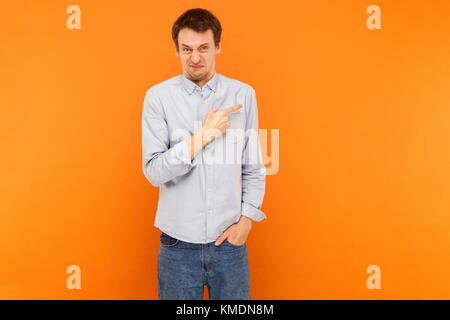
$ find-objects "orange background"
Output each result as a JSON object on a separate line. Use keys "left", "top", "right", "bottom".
{"left": 1, "top": 0, "right": 450, "bottom": 299}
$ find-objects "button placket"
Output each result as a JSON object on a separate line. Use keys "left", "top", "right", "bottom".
{"left": 202, "top": 87, "right": 215, "bottom": 239}
{"left": 205, "top": 161, "right": 214, "bottom": 239}
{"left": 206, "top": 164, "right": 213, "bottom": 212}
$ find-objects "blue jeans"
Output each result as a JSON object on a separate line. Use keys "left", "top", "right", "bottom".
{"left": 157, "top": 232, "right": 250, "bottom": 300}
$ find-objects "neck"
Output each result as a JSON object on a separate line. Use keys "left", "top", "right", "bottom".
{"left": 186, "top": 70, "right": 215, "bottom": 89}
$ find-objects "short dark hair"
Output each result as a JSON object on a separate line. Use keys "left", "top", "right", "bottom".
{"left": 172, "top": 8, "right": 222, "bottom": 52}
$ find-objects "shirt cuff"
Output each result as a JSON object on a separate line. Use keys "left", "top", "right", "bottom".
{"left": 173, "top": 139, "right": 196, "bottom": 169}
{"left": 241, "top": 201, "right": 267, "bottom": 222}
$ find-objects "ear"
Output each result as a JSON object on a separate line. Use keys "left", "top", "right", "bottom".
{"left": 175, "top": 46, "right": 179, "bottom": 56}
{"left": 216, "top": 43, "right": 221, "bottom": 54}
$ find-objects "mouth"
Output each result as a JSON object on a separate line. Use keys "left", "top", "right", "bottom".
{"left": 190, "top": 65, "right": 203, "bottom": 69}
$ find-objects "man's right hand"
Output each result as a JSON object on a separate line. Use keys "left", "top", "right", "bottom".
{"left": 201, "top": 104, "right": 243, "bottom": 145}
{"left": 186, "top": 104, "right": 243, "bottom": 161}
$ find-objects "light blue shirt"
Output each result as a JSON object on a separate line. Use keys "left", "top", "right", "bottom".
{"left": 141, "top": 71, "right": 266, "bottom": 243}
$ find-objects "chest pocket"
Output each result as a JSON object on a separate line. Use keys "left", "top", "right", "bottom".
{"left": 205, "top": 111, "right": 245, "bottom": 165}
{"left": 225, "top": 111, "right": 245, "bottom": 143}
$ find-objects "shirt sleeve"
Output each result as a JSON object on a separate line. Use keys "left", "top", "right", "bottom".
{"left": 240, "top": 87, "right": 267, "bottom": 222}
{"left": 141, "top": 88, "right": 196, "bottom": 187}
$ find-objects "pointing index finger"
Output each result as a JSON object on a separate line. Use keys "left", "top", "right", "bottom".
{"left": 222, "top": 104, "right": 243, "bottom": 115}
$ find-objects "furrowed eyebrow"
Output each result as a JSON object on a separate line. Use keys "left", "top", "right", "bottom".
{"left": 180, "top": 43, "right": 210, "bottom": 49}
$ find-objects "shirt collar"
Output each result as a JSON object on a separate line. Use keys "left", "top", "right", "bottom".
{"left": 181, "top": 72, "right": 218, "bottom": 95}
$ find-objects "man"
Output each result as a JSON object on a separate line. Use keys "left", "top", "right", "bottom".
{"left": 141, "top": 8, "right": 266, "bottom": 300}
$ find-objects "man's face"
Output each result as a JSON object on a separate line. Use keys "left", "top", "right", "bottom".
{"left": 175, "top": 28, "right": 221, "bottom": 84}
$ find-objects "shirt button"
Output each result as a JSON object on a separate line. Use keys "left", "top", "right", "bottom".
{"left": 208, "top": 209, "right": 212, "bottom": 214}
{"left": 207, "top": 165, "right": 211, "bottom": 170}
{"left": 208, "top": 188, "right": 212, "bottom": 192}
{"left": 203, "top": 99, "right": 207, "bottom": 104}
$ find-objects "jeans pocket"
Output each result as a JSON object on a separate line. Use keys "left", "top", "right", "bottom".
{"left": 160, "top": 232, "right": 179, "bottom": 248}
{"left": 224, "top": 239, "right": 244, "bottom": 248}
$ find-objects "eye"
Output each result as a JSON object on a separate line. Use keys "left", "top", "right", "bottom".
{"left": 201, "top": 46, "right": 208, "bottom": 51}
{"left": 183, "top": 48, "right": 190, "bottom": 52}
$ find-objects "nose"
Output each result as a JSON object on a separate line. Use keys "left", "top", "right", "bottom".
{"left": 191, "top": 51, "right": 200, "bottom": 63}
